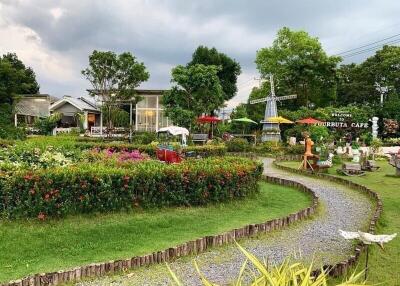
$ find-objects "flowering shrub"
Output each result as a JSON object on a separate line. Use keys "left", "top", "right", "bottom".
{"left": 0, "top": 146, "right": 72, "bottom": 172}
{"left": 1, "top": 157, "right": 263, "bottom": 219}
{"left": 74, "top": 141, "right": 227, "bottom": 157}
{"left": 82, "top": 148, "right": 149, "bottom": 163}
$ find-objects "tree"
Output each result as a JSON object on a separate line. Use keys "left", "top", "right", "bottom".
{"left": 188, "top": 46, "right": 241, "bottom": 101}
{"left": 255, "top": 27, "right": 340, "bottom": 108}
{"left": 0, "top": 53, "right": 40, "bottom": 125}
{"left": 244, "top": 85, "right": 270, "bottom": 125}
{"left": 82, "top": 50, "right": 149, "bottom": 129}
{"left": 336, "top": 63, "right": 373, "bottom": 106}
{"left": 162, "top": 64, "right": 224, "bottom": 129}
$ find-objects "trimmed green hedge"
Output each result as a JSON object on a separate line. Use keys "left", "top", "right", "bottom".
{"left": 1, "top": 157, "right": 262, "bottom": 219}
{"left": 74, "top": 141, "right": 227, "bottom": 157}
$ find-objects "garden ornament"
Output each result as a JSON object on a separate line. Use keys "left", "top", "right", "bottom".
{"left": 339, "top": 229, "right": 397, "bottom": 280}
{"left": 339, "top": 230, "right": 397, "bottom": 249}
{"left": 317, "top": 153, "right": 334, "bottom": 168}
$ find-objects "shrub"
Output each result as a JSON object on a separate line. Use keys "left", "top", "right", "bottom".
{"left": 74, "top": 141, "right": 226, "bottom": 157}
{"left": 253, "top": 141, "right": 283, "bottom": 155}
{"left": 34, "top": 113, "right": 62, "bottom": 135}
{"left": 225, "top": 138, "right": 251, "bottom": 152}
{"left": 0, "top": 139, "right": 15, "bottom": 147}
{"left": 132, "top": 132, "right": 157, "bottom": 144}
{"left": 1, "top": 157, "right": 262, "bottom": 219}
{"left": 285, "top": 144, "right": 305, "bottom": 155}
{"left": 0, "top": 125, "right": 26, "bottom": 140}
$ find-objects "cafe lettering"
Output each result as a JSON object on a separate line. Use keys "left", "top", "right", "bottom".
{"left": 318, "top": 121, "right": 369, "bottom": 128}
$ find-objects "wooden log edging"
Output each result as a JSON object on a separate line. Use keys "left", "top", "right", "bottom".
{"left": 1, "top": 175, "right": 318, "bottom": 286}
{"left": 274, "top": 155, "right": 383, "bottom": 277}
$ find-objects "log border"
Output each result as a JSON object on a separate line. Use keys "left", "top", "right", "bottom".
{"left": 274, "top": 155, "right": 383, "bottom": 277}
{"left": 1, "top": 174, "right": 318, "bottom": 286}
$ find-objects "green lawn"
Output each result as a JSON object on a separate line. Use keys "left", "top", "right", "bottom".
{"left": 0, "top": 181, "right": 311, "bottom": 282}
{"left": 279, "top": 160, "right": 400, "bottom": 285}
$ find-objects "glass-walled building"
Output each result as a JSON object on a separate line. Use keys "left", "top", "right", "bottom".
{"left": 134, "top": 90, "right": 169, "bottom": 132}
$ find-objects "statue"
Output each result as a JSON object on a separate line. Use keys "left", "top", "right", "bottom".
{"left": 299, "top": 132, "right": 319, "bottom": 171}
{"left": 372, "top": 117, "right": 379, "bottom": 139}
{"left": 389, "top": 149, "right": 400, "bottom": 177}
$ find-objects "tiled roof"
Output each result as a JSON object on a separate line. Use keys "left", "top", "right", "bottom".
{"left": 50, "top": 96, "right": 100, "bottom": 112}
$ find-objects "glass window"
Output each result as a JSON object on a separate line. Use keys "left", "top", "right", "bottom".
{"left": 137, "top": 96, "right": 157, "bottom": 109}
{"left": 158, "top": 110, "right": 169, "bottom": 128}
{"left": 136, "top": 109, "right": 157, "bottom": 132}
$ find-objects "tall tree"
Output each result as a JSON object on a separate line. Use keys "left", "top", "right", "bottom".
{"left": 336, "top": 45, "right": 400, "bottom": 126}
{"left": 82, "top": 50, "right": 149, "bottom": 128}
{"left": 0, "top": 53, "right": 40, "bottom": 125}
{"left": 162, "top": 64, "right": 223, "bottom": 129}
{"left": 255, "top": 27, "right": 340, "bottom": 108}
{"left": 188, "top": 46, "right": 241, "bottom": 101}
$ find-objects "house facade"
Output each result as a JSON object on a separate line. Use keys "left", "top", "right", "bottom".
{"left": 14, "top": 90, "right": 170, "bottom": 134}
{"left": 50, "top": 96, "right": 101, "bottom": 130}
{"left": 14, "top": 94, "right": 52, "bottom": 127}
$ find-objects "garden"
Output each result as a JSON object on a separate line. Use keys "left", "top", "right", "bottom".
{"left": 1, "top": 25, "right": 400, "bottom": 286}
{"left": 0, "top": 135, "right": 319, "bottom": 283}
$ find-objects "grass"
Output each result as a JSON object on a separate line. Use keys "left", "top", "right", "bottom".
{"left": 0, "top": 181, "right": 311, "bottom": 282}
{"left": 279, "top": 160, "right": 400, "bottom": 285}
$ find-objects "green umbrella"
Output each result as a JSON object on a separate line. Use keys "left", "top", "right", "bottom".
{"left": 232, "top": 117, "right": 258, "bottom": 124}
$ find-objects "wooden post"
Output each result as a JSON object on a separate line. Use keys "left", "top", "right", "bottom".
{"left": 129, "top": 102, "right": 133, "bottom": 142}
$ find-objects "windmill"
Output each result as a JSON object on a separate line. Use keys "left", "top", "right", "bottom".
{"left": 250, "top": 74, "right": 297, "bottom": 142}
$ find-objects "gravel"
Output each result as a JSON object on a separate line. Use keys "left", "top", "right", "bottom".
{"left": 76, "top": 158, "right": 374, "bottom": 286}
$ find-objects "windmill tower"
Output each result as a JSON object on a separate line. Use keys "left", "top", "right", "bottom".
{"left": 250, "top": 74, "right": 296, "bottom": 142}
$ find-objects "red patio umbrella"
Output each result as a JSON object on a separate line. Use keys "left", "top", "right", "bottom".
{"left": 197, "top": 116, "right": 221, "bottom": 139}
{"left": 296, "top": 117, "right": 324, "bottom": 124}
{"left": 197, "top": 116, "right": 222, "bottom": 123}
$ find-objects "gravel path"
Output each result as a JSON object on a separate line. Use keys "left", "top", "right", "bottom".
{"left": 77, "top": 158, "right": 374, "bottom": 286}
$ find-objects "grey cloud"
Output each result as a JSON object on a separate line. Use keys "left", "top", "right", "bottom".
{"left": 1, "top": 0, "right": 400, "bottom": 103}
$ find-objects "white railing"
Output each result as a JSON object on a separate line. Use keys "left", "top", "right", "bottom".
{"left": 53, "top": 127, "right": 72, "bottom": 135}
{"left": 90, "top": 126, "right": 130, "bottom": 137}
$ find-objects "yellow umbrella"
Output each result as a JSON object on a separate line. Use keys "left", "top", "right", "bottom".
{"left": 265, "top": 116, "right": 294, "bottom": 124}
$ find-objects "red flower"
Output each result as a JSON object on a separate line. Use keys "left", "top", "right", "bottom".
{"left": 37, "top": 212, "right": 46, "bottom": 221}
{"left": 79, "top": 195, "right": 85, "bottom": 201}
{"left": 29, "top": 189, "right": 35, "bottom": 195}
{"left": 44, "top": 193, "right": 50, "bottom": 201}
{"left": 24, "top": 174, "right": 33, "bottom": 181}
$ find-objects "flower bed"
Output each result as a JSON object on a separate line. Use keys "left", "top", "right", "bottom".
{"left": 74, "top": 141, "right": 227, "bottom": 156}
{"left": 0, "top": 157, "right": 262, "bottom": 219}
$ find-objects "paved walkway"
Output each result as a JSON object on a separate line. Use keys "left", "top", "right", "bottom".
{"left": 77, "top": 158, "right": 374, "bottom": 286}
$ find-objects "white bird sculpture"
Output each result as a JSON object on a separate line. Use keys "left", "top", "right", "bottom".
{"left": 339, "top": 229, "right": 397, "bottom": 249}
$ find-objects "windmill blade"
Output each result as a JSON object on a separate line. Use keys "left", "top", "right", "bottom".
{"left": 273, "top": 94, "right": 297, "bottom": 102}
{"left": 250, "top": 97, "right": 268, "bottom": 104}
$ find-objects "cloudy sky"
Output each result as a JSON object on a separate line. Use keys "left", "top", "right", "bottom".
{"left": 1, "top": 0, "right": 400, "bottom": 108}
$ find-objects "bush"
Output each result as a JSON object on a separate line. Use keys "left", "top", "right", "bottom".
{"left": 1, "top": 157, "right": 263, "bottom": 219}
{"left": 253, "top": 141, "right": 283, "bottom": 155}
{"left": 285, "top": 144, "right": 304, "bottom": 155}
{"left": 132, "top": 132, "right": 157, "bottom": 144}
{"left": 225, "top": 138, "right": 251, "bottom": 152}
{"left": 34, "top": 113, "right": 63, "bottom": 135}
{"left": 0, "top": 125, "right": 26, "bottom": 140}
{"left": 74, "top": 141, "right": 227, "bottom": 157}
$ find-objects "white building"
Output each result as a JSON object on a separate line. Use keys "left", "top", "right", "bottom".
{"left": 134, "top": 89, "right": 169, "bottom": 132}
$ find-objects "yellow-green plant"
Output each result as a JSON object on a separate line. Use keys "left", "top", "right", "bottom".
{"left": 167, "top": 242, "right": 371, "bottom": 286}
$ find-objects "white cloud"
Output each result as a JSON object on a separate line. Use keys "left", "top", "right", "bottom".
{"left": 49, "top": 7, "right": 65, "bottom": 21}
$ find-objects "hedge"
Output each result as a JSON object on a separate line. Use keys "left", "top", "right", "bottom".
{"left": 1, "top": 157, "right": 262, "bottom": 219}
{"left": 74, "top": 141, "right": 227, "bottom": 157}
